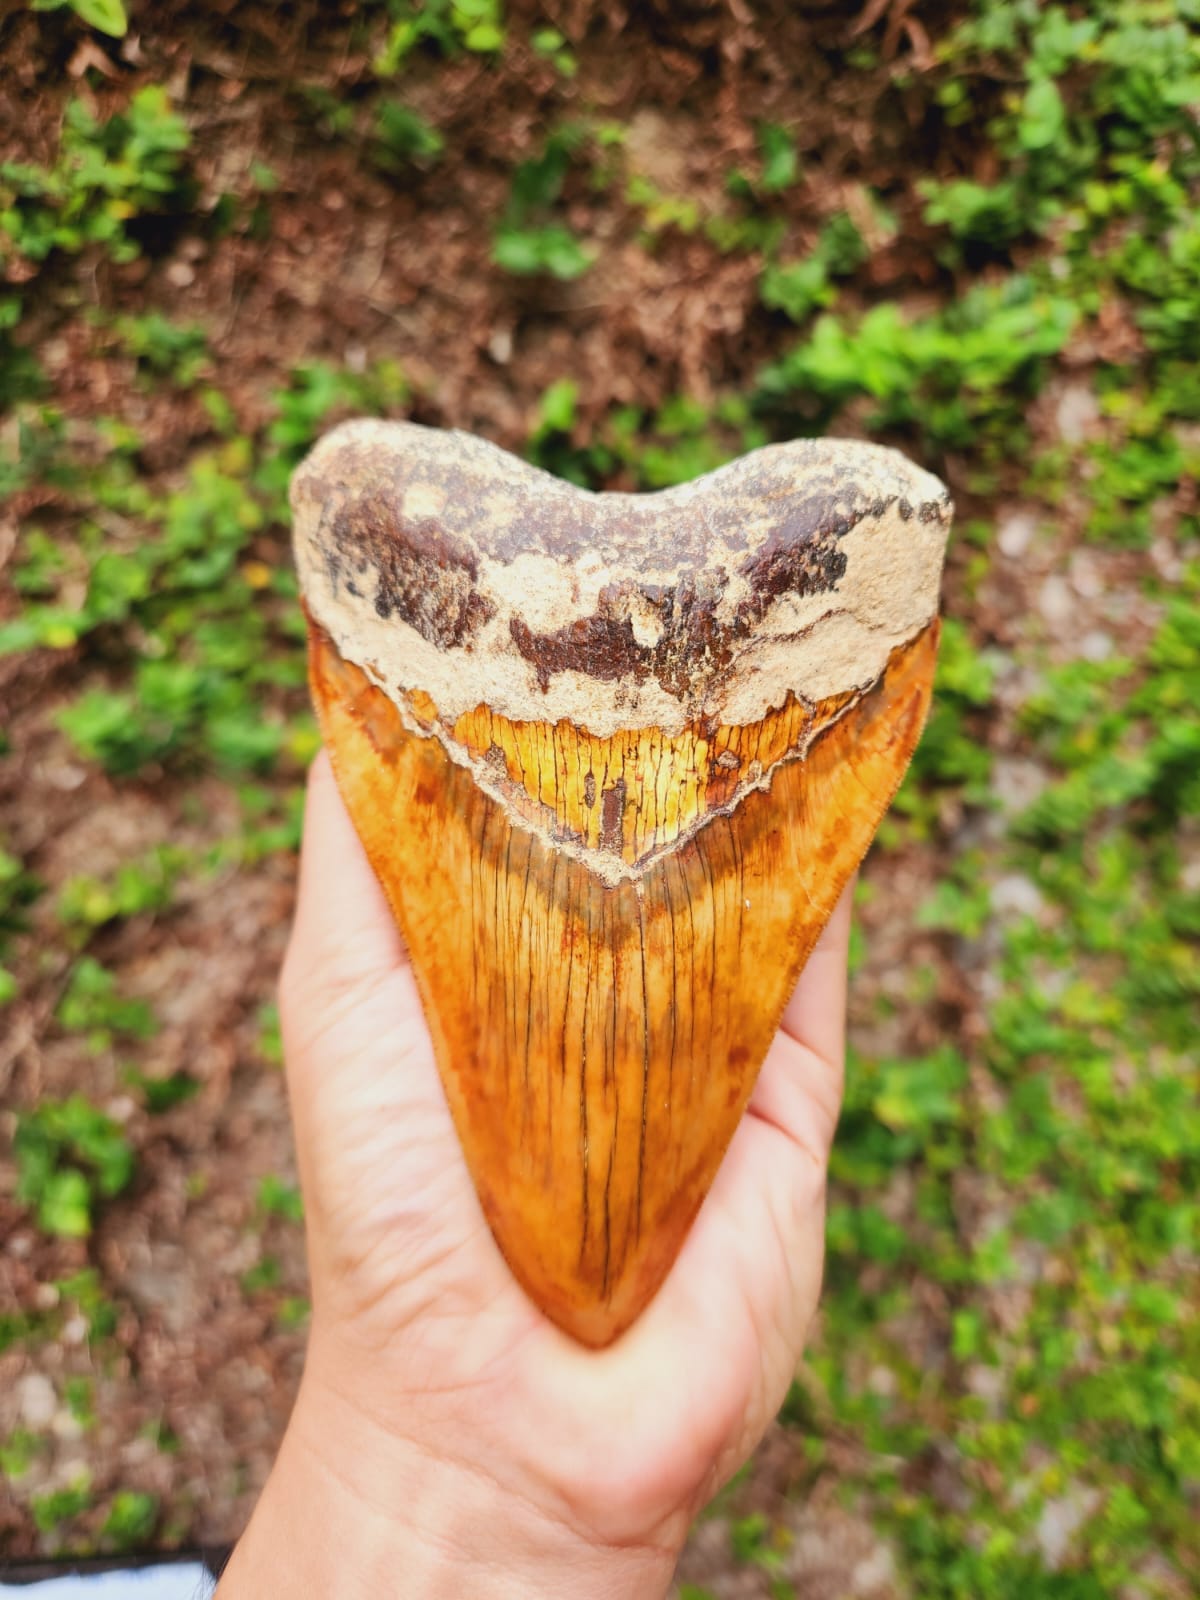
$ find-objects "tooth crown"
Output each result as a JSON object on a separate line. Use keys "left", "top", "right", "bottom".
{"left": 291, "top": 418, "right": 952, "bottom": 742}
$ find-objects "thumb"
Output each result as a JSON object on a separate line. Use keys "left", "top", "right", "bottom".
{"left": 282, "top": 748, "right": 407, "bottom": 1005}
{"left": 279, "top": 749, "right": 437, "bottom": 1133}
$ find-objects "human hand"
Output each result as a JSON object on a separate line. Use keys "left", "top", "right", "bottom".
{"left": 219, "top": 749, "right": 851, "bottom": 1599}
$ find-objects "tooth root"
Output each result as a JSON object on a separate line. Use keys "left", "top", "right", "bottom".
{"left": 308, "top": 619, "right": 939, "bottom": 1346}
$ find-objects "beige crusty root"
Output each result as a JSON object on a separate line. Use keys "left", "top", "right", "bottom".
{"left": 293, "top": 420, "right": 953, "bottom": 1345}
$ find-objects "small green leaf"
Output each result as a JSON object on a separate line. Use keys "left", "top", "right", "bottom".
{"left": 464, "top": 21, "right": 504, "bottom": 52}
{"left": 103, "top": 1490, "right": 158, "bottom": 1548}
{"left": 38, "top": 1169, "right": 93, "bottom": 1238}
{"left": 538, "top": 378, "right": 578, "bottom": 434}
{"left": 69, "top": 0, "right": 130, "bottom": 38}
{"left": 757, "top": 123, "right": 798, "bottom": 194}
{"left": 1020, "top": 76, "right": 1066, "bottom": 150}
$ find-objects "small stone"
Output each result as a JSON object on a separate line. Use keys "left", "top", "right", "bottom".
{"left": 17, "top": 1373, "right": 57, "bottom": 1429}
{"left": 488, "top": 328, "right": 513, "bottom": 364}
{"left": 1038, "top": 574, "right": 1074, "bottom": 625}
{"left": 55, "top": 1457, "right": 90, "bottom": 1492}
{"left": 1055, "top": 382, "right": 1100, "bottom": 445}
{"left": 1080, "top": 630, "right": 1113, "bottom": 662}
{"left": 1036, "top": 1488, "right": 1101, "bottom": 1569}
{"left": 996, "top": 509, "right": 1037, "bottom": 560}
{"left": 1150, "top": 538, "right": 1184, "bottom": 582}
{"left": 991, "top": 874, "right": 1044, "bottom": 919}
{"left": 165, "top": 260, "right": 195, "bottom": 288}
{"left": 52, "top": 1410, "right": 84, "bottom": 1442}
{"left": 966, "top": 1363, "right": 1006, "bottom": 1409}
{"left": 1069, "top": 551, "right": 1104, "bottom": 599}
{"left": 851, "top": 1545, "right": 897, "bottom": 1594}
{"left": 992, "top": 757, "right": 1048, "bottom": 816}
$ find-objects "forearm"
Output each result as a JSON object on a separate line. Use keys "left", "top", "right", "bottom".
{"left": 217, "top": 1374, "right": 678, "bottom": 1600}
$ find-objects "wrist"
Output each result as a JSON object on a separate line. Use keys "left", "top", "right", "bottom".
{"left": 219, "top": 1347, "right": 678, "bottom": 1600}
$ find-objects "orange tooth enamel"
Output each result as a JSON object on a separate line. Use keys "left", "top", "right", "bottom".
{"left": 293, "top": 420, "right": 952, "bottom": 1345}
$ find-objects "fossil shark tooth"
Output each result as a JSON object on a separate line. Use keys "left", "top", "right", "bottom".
{"left": 291, "top": 419, "right": 952, "bottom": 1347}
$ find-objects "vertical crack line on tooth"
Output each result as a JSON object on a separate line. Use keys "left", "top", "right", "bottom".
{"left": 560, "top": 866, "right": 573, "bottom": 1095}
{"left": 605, "top": 894, "right": 619, "bottom": 1298}
{"left": 578, "top": 891, "right": 592, "bottom": 1271}
{"left": 475, "top": 801, "right": 491, "bottom": 1048}
{"left": 661, "top": 859, "right": 677, "bottom": 1155}
{"left": 730, "top": 806, "right": 745, "bottom": 951}
{"left": 698, "top": 836, "right": 718, "bottom": 1093}
{"left": 635, "top": 886, "right": 650, "bottom": 1245}
{"left": 602, "top": 1136, "right": 615, "bottom": 1303}
{"left": 501, "top": 823, "right": 514, "bottom": 1100}
{"left": 681, "top": 854, "right": 698, "bottom": 1122}
{"left": 520, "top": 835, "right": 537, "bottom": 1145}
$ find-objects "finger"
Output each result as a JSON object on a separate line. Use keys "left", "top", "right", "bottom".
{"left": 282, "top": 748, "right": 407, "bottom": 1002}
{"left": 279, "top": 752, "right": 454, "bottom": 1220}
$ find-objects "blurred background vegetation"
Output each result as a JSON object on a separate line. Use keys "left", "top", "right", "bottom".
{"left": 0, "top": 0, "right": 1197, "bottom": 1594}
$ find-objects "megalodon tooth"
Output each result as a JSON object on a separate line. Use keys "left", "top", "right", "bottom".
{"left": 291, "top": 418, "right": 952, "bottom": 1346}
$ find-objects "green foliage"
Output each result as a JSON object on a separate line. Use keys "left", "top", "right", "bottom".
{"left": 493, "top": 223, "right": 592, "bottom": 279}
{"left": 241, "top": 1254, "right": 282, "bottom": 1295}
{"left": 64, "top": 1376, "right": 95, "bottom": 1429}
{"left": 58, "top": 847, "right": 188, "bottom": 931}
{"left": 917, "top": 851, "right": 992, "bottom": 940}
{"left": 0, "top": 846, "right": 39, "bottom": 1006}
{"left": 1017, "top": 597, "right": 1200, "bottom": 845}
{"left": 57, "top": 1268, "right": 119, "bottom": 1342}
{"left": 756, "top": 276, "right": 1077, "bottom": 455}
{"left": 626, "top": 166, "right": 783, "bottom": 257}
{"left": 126, "top": 1068, "right": 201, "bottom": 1114}
{"left": 0, "top": 88, "right": 189, "bottom": 266}
{"left": 755, "top": 122, "right": 799, "bottom": 195}
{"left": 31, "top": 0, "right": 128, "bottom": 39}
{"left": 374, "top": 103, "right": 445, "bottom": 169}
{"left": 374, "top": 0, "right": 505, "bottom": 75}
{"left": 494, "top": 127, "right": 594, "bottom": 280}
{"left": 275, "top": 1295, "right": 311, "bottom": 1330}
{"left": 102, "top": 1490, "right": 158, "bottom": 1548}
{"left": 59, "top": 657, "right": 285, "bottom": 778}
{"left": 759, "top": 213, "right": 867, "bottom": 324}
{"left": 895, "top": 618, "right": 998, "bottom": 825}
{"left": 1, "top": 1428, "right": 45, "bottom": 1479}
{"left": 926, "top": 0, "right": 1200, "bottom": 257}
{"left": 257, "top": 1174, "right": 304, "bottom": 1222}
{"left": 529, "top": 384, "right": 763, "bottom": 491}
{"left": 257, "top": 1001, "right": 284, "bottom": 1066}
{"left": 531, "top": 26, "right": 576, "bottom": 77}
{"left": 31, "top": 1476, "right": 92, "bottom": 1534}
{"left": 108, "top": 313, "right": 210, "bottom": 385}
{"left": 14, "top": 1097, "right": 135, "bottom": 1237}
{"left": 57, "top": 957, "right": 156, "bottom": 1050}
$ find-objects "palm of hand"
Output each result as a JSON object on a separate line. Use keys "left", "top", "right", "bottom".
{"left": 282, "top": 753, "right": 849, "bottom": 1559}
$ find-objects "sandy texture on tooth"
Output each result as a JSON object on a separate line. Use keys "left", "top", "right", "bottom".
{"left": 292, "top": 418, "right": 952, "bottom": 736}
